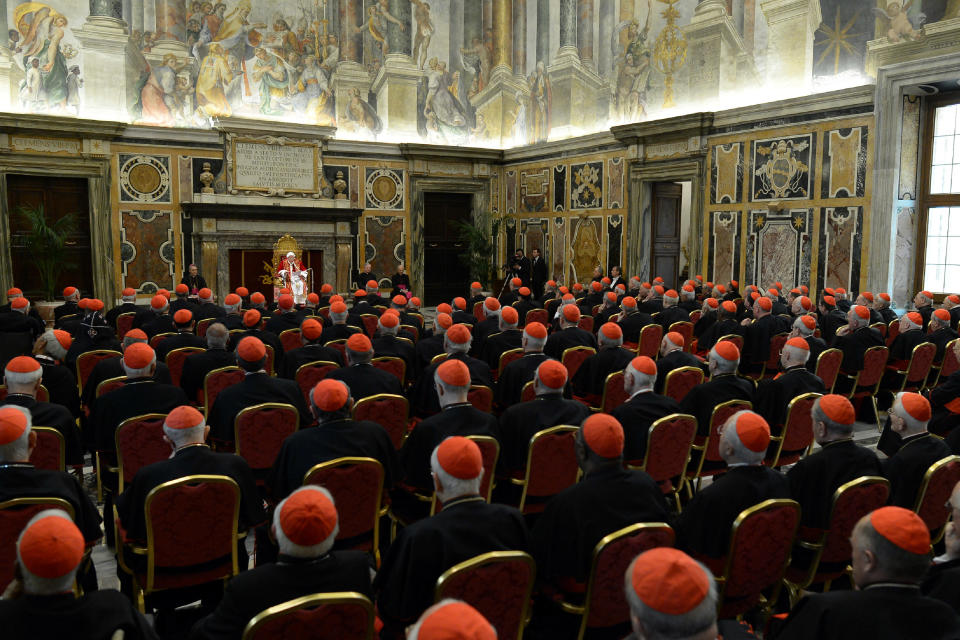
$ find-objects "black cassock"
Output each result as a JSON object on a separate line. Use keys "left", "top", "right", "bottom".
{"left": 155, "top": 332, "right": 206, "bottom": 362}
{"left": 696, "top": 319, "right": 743, "bottom": 353}
{"left": 409, "top": 353, "right": 492, "bottom": 417}
{"left": 679, "top": 374, "right": 755, "bottom": 438}
{"left": 495, "top": 352, "right": 550, "bottom": 408}
{"left": 278, "top": 344, "right": 343, "bottom": 379}
{"left": 929, "top": 327, "right": 960, "bottom": 362}
{"left": 479, "top": 329, "right": 523, "bottom": 371}
{"left": 189, "top": 552, "right": 373, "bottom": 640}
{"left": 471, "top": 316, "right": 501, "bottom": 356}
{"left": 531, "top": 465, "right": 669, "bottom": 584}
{"left": 399, "top": 403, "right": 500, "bottom": 492}
{"left": 325, "top": 363, "right": 404, "bottom": 403}
{"left": 2, "top": 394, "right": 83, "bottom": 465}
{"left": 923, "top": 558, "right": 960, "bottom": 615}
{"left": 207, "top": 373, "right": 312, "bottom": 444}
{"left": 82, "top": 356, "right": 172, "bottom": 417}
{"left": 831, "top": 325, "right": 884, "bottom": 373}
{"left": 105, "top": 301, "right": 138, "bottom": 328}
{"left": 413, "top": 334, "right": 444, "bottom": 378}
{"left": 693, "top": 310, "right": 717, "bottom": 339}
{"left": 543, "top": 326, "right": 598, "bottom": 361}
{"left": 928, "top": 369, "right": 960, "bottom": 436}
{"left": 267, "top": 418, "right": 399, "bottom": 502}
{"left": 375, "top": 496, "right": 530, "bottom": 635}
{"left": 92, "top": 378, "right": 187, "bottom": 452}
{"left": 264, "top": 311, "right": 302, "bottom": 336}
{"left": 618, "top": 310, "right": 654, "bottom": 344}
{"left": 610, "top": 391, "right": 682, "bottom": 463}
{"left": 35, "top": 354, "right": 80, "bottom": 418}
{"left": 803, "top": 335, "right": 828, "bottom": 373}
{"left": 656, "top": 305, "right": 690, "bottom": 332}
{"left": 740, "top": 314, "right": 780, "bottom": 370}
{"left": 0, "top": 464, "right": 102, "bottom": 544}
{"left": 372, "top": 334, "right": 417, "bottom": 373}
{"left": 498, "top": 394, "right": 591, "bottom": 472}
{"left": 676, "top": 465, "right": 789, "bottom": 560}
{"left": 786, "top": 439, "right": 881, "bottom": 530}
{"left": 882, "top": 432, "right": 953, "bottom": 508}
{"left": 654, "top": 350, "right": 706, "bottom": 394}
{"left": 775, "top": 585, "right": 960, "bottom": 640}
{"left": 0, "top": 592, "right": 158, "bottom": 640}
{"left": 180, "top": 348, "right": 237, "bottom": 402}
{"left": 570, "top": 347, "right": 635, "bottom": 398}
{"left": 754, "top": 366, "right": 826, "bottom": 432}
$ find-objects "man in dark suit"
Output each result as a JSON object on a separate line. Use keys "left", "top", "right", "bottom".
{"left": 915, "top": 290, "right": 935, "bottom": 332}
{"left": 220, "top": 293, "right": 245, "bottom": 330}
{"left": 170, "top": 284, "right": 198, "bottom": 316}
{"left": 189, "top": 486, "right": 373, "bottom": 640}
{"left": 325, "top": 333, "right": 403, "bottom": 403}
{"left": 680, "top": 341, "right": 755, "bottom": 438}
{"left": 511, "top": 248, "right": 531, "bottom": 287}
{"left": 33, "top": 329, "right": 80, "bottom": 418}
{"left": 496, "top": 321, "right": 551, "bottom": 409}
{"left": 739, "top": 296, "right": 782, "bottom": 375}
{"left": 105, "top": 288, "right": 139, "bottom": 329}
{"left": 532, "top": 414, "right": 669, "bottom": 592}
{"left": 180, "top": 322, "right": 236, "bottom": 403}
{"left": 411, "top": 324, "right": 492, "bottom": 418}
{"left": 676, "top": 411, "right": 790, "bottom": 560}
{"left": 530, "top": 247, "right": 548, "bottom": 299}
{"left": 777, "top": 507, "right": 960, "bottom": 640}
{"left": 207, "top": 337, "right": 311, "bottom": 446}
{"left": 371, "top": 311, "right": 416, "bottom": 374}
{"left": 81, "top": 329, "right": 173, "bottom": 421}
{"left": 678, "top": 284, "right": 699, "bottom": 313}
{"left": 883, "top": 392, "right": 953, "bottom": 508}
{"left": 265, "top": 294, "right": 302, "bottom": 335}
{"left": 53, "top": 286, "right": 80, "bottom": 326}
{"left": 544, "top": 304, "right": 597, "bottom": 360}
{"left": 886, "top": 311, "right": 928, "bottom": 370}
{"left": 831, "top": 305, "right": 884, "bottom": 384}
{"left": 0, "top": 510, "right": 156, "bottom": 640}
{"left": 693, "top": 298, "right": 719, "bottom": 339}
{"left": 571, "top": 322, "right": 634, "bottom": 402}
{"left": 612, "top": 356, "right": 681, "bottom": 462}
{"left": 696, "top": 300, "right": 742, "bottom": 354}
{"left": 498, "top": 360, "right": 590, "bottom": 474}
{"left": 155, "top": 308, "right": 206, "bottom": 362}
{"left": 0, "top": 297, "right": 43, "bottom": 341}
{"left": 478, "top": 306, "right": 522, "bottom": 372}
{"left": 818, "top": 295, "right": 847, "bottom": 345}
{"left": 2, "top": 356, "right": 83, "bottom": 466}
{"left": 654, "top": 331, "right": 705, "bottom": 394}
{"left": 874, "top": 292, "right": 898, "bottom": 325}
{"left": 279, "top": 318, "right": 343, "bottom": 380}
{"left": 754, "top": 337, "right": 826, "bottom": 432}
{"left": 376, "top": 437, "right": 530, "bottom": 638}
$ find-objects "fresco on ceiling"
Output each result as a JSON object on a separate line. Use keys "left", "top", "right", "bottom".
{"left": 5, "top": 0, "right": 960, "bottom": 147}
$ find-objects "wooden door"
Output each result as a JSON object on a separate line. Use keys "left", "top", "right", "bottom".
{"left": 651, "top": 183, "right": 682, "bottom": 287}
{"left": 7, "top": 174, "right": 91, "bottom": 299}
{"left": 424, "top": 192, "right": 471, "bottom": 305}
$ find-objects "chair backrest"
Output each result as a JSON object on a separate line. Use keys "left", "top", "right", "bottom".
{"left": 717, "top": 499, "right": 800, "bottom": 619}
{"left": 203, "top": 366, "right": 245, "bottom": 415}
{"left": 668, "top": 321, "right": 694, "bottom": 353}
{"left": 430, "top": 352, "right": 448, "bottom": 365}
{"left": 143, "top": 475, "right": 241, "bottom": 591}
{"left": 115, "top": 413, "right": 170, "bottom": 493}
{"left": 0, "top": 331, "right": 32, "bottom": 370}
{"left": 352, "top": 393, "right": 409, "bottom": 450}
{"left": 870, "top": 322, "right": 888, "bottom": 338}
{"left": 767, "top": 393, "right": 821, "bottom": 468}
{"left": 326, "top": 340, "right": 347, "bottom": 360}
{"left": 371, "top": 356, "right": 406, "bottom": 385}
{"left": 166, "top": 347, "right": 205, "bottom": 388}
{"left": 814, "top": 348, "right": 843, "bottom": 394}
{"left": 887, "top": 320, "right": 900, "bottom": 346}
{"left": 263, "top": 344, "right": 276, "bottom": 376}
{"left": 938, "top": 339, "right": 960, "bottom": 383}
{"left": 904, "top": 342, "right": 937, "bottom": 387}
{"left": 914, "top": 456, "right": 960, "bottom": 536}
{"left": 854, "top": 346, "right": 889, "bottom": 390}
{"left": 468, "top": 435, "right": 500, "bottom": 503}
{"left": 29, "top": 426, "right": 65, "bottom": 472}
{"left": 819, "top": 476, "right": 890, "bottom": 566}
{"left": 149, "top": 333, "right": 175, "bottom": 350}
{"left": 578, "top": 316, "right": 594, "bottom": 333}
{"left": 116, "top": 312, "right": 136, "bottom": 339}
{"left": 400, "top": 324, "right": 420, "bottom": 341}
{"left": 97, "top": 376, "right": 127, "bottom": 398}
{"left": 279, "top": 328, "right": 302, "bottom": 353}
{"left": 303, "top": 458, "right": 384, "bottom": 553}
{"left": 357, "top": 314, "right": 377, "bottom": 338}
{"left": 242, "top": 592, "right": 375, "bottom": 640}
{"left": 635, "top": 414, "right": 697, "bottom": 482}
{"left": 76, "top": 349, "right": 122, "bottom": 393}
{"left": 703, "top": 399, "right": 753, "bottom": 465}
{"left": 295, "top": 361, "right": 340, "bottom": 404}
{"left": 526, "top": 308, "right": 548, "bottom": 327}
{"left": 520, "top": 380, "right": 536, "bottom": 403}
{"left": 235, "top": 403, "right": 299, "bottom": 471}
{"left": 196, "top": 318, "right": 215, "bottom": 338}
{"left": 435, "top": 551, "right": 536, "bottom": 640}
{"left": 473, "top": 301, "right": 485, "bottom": 323}
{"left": 689, "top": 310, "right": 702, "bottom": 325}
{"left": 561, "top": 346, "right": 596, "bottom": 380}
{"left": 662, "top": 366, "right": 704, "bottom": 403}
{"left": 317, "top": 306, "right": 330, "bottom": 319}
{"left": 498, "top": 348, "right": 524, "bottom": 378}
{"left": 0, "top": 497, "right": 74, "bottom": 592}
{"left": 467, "top": 385, "right": 494, "bottom": 413}
{"left": 717, "top": 334, "right": 744, "bottom": 352}
{"left": 600, "top": 371, "right": 628, "bottom": 412}
{"left": 638, "top": 324, "right": 663, "bottom": 359}
{"left": 0, "top": 385, "right": 49, "bottom": 403}
{"left": 520, "top": 425, "right": 580, "bottom": 513}
{"left": 580, "top": 524, "right": 675, "bottom": 634}
{"left": 763, "top": 333, "right": 790, "bottom": 373}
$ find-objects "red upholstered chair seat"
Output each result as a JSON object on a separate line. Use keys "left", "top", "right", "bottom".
{"left": 0, "top": 499, "right": 74, "bottom": 592}
{"left": 304, "top": 458, "right": 384, "bottom": 560}
{"left": 235, "top": 404, "right": 299, "bottom": 475}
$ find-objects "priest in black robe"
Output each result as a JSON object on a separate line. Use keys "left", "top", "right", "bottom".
{"left": 679, "top": 341, "right": 755, "bottom": 438}
{"left": 928, "top": 309, "right": 959, "bottom": 362}
{"left": 495, "top": 322, "right": 551, "bottom": 409}
{"left": 882, "top": 392, "right": 952, "bottom": 508}
{"left": 544, "top": 305, "right": 597, "bottom": 360}
{"left": 371, "top": 313, "right": 416, "bottom": 374}
{"left": 611, "top": 356, "right": 681, "bottom": 463}
{"left": 570, "top": 322, "right": 634, "bottom": 402}
{"left": 278, "top": 319, "right": 344, "bottom": 379}
{"left": 154, "top": 309, "right": 206, "bottom": 362}
{"left": 753, "top": 337, "right": 826, "bottom": 432}
{"left": 180, "top": 323, "right": 237, "bottom": 403}
{"left": 409, "top": 324, "right": 491, "bottom": 418}
{"left": 33, "top": 329, "right": 81, "bottom": 418}
{"left": 478, "top": 307, "right": 522, "bottom": 371}
{"left": 695, "top": 301, "right": 742, "bottom": 354}
{"left": 617, "top": 296, "right": 654, "bottom": 345}
{"left": 654, "top": 331, "right": 706, "bottom": 394}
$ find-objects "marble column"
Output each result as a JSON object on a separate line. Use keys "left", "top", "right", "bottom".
{"left": 371, "top": 0, "right": 418, "bottom": 136}
{"left": 578, "top": 0, "right": 593, "bottom": 66}
{"left": 333, "top": 0, "right": 370, "bottom": 127}
{"left": 0, "top": 0, "right": 16, "bottom": 108}
{"left": 153, "top": 0, "right": 183, "bottom": 40}
{"left": 75, "top": 1, "right": 130, "bottom": 119}
{"left": 742, "top": 0, "right": 755, "bottom": 51}
{"left": 759, "top": 0, "right": 820, "bottom": 92}
{"left": 483, "top": 0, "right": 493, "bottom": 34}
{"left": 129, "top": 0, "right": 144, "bottom": 34}
{"left": 513, "top": 0, "right": 526, "bottom": 77}
{"left": 387, "top": 0, "right": 411, "bottom": 57}
{"left": 558, "top": 0, "right": 578, "bottom": 59}
{"left": 682, "top": 0, "right": 747, "bottom": 104}
{"left": 465, "top": 0, "right": 483, "bottom": 43}
{"left": 492, "top": 0, "right": 513, "bottom": 77}
{"left": 449, "top": 0, "right": 464, "bottom": 72}
{"left": 598, "top": 0, "right": 613, "bottom": 75}
{"left": 469, "top": 0, "right": 526, "bottom": 145}
{"left": 340, "top": 0, "right": 364, "bottom": 63}
{"left": 536, "top": 0, "right": 550, "bottom": 66}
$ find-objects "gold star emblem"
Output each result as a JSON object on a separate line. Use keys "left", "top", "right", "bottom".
{"left": 755, "top": 215, "right": 765, "bottom": 229}
{"left": 815, "top": 7, "right": 862, "bottom": 75}
{"left": 793, "top": 215, "right": 805, "bottom": 229}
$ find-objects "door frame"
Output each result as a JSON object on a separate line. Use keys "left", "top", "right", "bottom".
{"left": 0, "top": 153, "right": 113, "bottom": 301}
{"left": 650, "top": 181, "right": 684, "bottom": 286}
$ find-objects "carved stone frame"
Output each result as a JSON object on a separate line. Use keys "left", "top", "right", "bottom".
{"left": 409, "top": 176, "right": 491, "bottom": 300}
{"left": 0, "top": 153, "right": 114, "bottom": 300}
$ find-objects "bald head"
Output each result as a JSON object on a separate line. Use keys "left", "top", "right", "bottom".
{"left": 852, "top": 516, "right": 930, "bottom": 587}
{"left": 206, "top": 322, "right": 228, "bottom": 349}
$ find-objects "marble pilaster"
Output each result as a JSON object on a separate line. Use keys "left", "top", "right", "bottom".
{"left": 578, "top": 0, "right": 593, "bottom": 66}
{"left": 558, "top": 0, "right": 578, "bottom": 59}
{"left": 546, "top": 54, "right": 605, "bottom": 139}
{"left": 598, "top": 0, "right": 614, "bottom": 75}
{"left": 682, "top": 0, "right": 747, "bottom": 105}
{"left": 75, "top": 14, "right": 130, "bottom": 120}
{"left": 758, "top": 0, "right": 820, "bottom": 93}
{"left": 491, "top": 0, "right": 513, "bottom": 81}
{"left": 536, "top": 0, "right": 550, "bottom": 66}
{"left": 513, "top": 0, "right": 526, "bottom": 77}
{"left": 387, "top": 0, "right": 411, "bottom": 57}
{"left": 129, "top": 0, "right": 144, "bottom": 34}
{"left": 339, "top": 0, "right": 364, "bottom": 64}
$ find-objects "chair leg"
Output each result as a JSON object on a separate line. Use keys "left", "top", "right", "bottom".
{"left": 95, "top": 452, "right": 103, "bottom": 504}
{"left": 872, "top": 396, "right": 882, "bottom": 432}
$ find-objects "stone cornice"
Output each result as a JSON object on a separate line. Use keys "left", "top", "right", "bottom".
{"left": 0, "top": 113, "right": 126, "bottom": 138}
{"left": 611, "top": 113, "right": 715, "bottom": 146}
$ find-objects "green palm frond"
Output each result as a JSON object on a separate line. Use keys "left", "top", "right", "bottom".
{"left": 15, "top": 204, "right": 79, "bottom": 300}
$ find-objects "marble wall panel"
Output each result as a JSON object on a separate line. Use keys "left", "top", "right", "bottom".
{"left": 821, "top": 126, "right": 868, "bottom": 199}
{"left": 893, "top": 206, "right": 916, "bottom": 306}
{"left": 607, "top": 157, "right": 625, "bottom": 209}
{"left": 708, "top": 210, "right": 741, "bottom": 285}
{"left": 570, "top": 161, "right": 604, "bottom": 209}
{"left": 364, "top": 216, "right": 406, "bottom": 287}
{"left": 608, "top": 214, "right": 624, "bottom": 272}
{"left": 711, "top": 143, "right": 743, "bottom": 204}
{"left": 899, "top": 95, "right": 922, "bottom": 200}
{"left": 750, "top": 134, "right": 815, "bottom": 201}
{"left": 505, "top": 170, "right": 517, "bottom": 214}
{"left": 349, "top": 165, "right": 361, "bottom": 207}
{"left": 817, "top": 206, "right": 864, "bottom": 292}
{"left": 552, "top": 217, "right": 566, "bottom": 282}
{"left": 746, "top": 209, "right": 813, "bottom": 290}
{"left": 364, "top": 168, "right": 405, "bottom": 210}
{"left": 119, "top": 154, "right": 171, "bottom": 203}
{"left": 120, "top": 209, "right": 175, "bottom": 292}
{"left": 519, "top": 168, "right": 550, "bottom": 213}
{"left": 569, "top": 216, "right": 604, "bottom": 283}
{"left": 519, "top": 218, "right": 550, "bottom": 258}
{"left": 553, "top": 165, "right": 567, "bottom": 211}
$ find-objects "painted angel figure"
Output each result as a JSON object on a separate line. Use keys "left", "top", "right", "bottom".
{"left": 872, "top": 1, "right": 925, "bottom": 43}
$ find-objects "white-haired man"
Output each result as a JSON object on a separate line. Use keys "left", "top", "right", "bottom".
{"left": 676, "top": 411, "right": 789, "bottom": 561}
{"left": 376, "top": 437, "right": 530, "bottom": 638}
{"left": 881, "top": 392, "right": 952, "bottom": 505}
{"left": 679, "top": 341, "right": 754, "bottom": 439}
{"left": 81, "top": 329, "right": 173, "bottom": 418}
{"left": 180, "top": 322, "right": 237, "bottom": 401}
{"left": 31, "top": 329, "right": 80, "bottom": 418}
{"left": 778, "top": 507, "right": 959, "bottom": 639}
{"left": 324, "top": 333, "right": 403, "bottom": 402}
{"left": 372, "top": 311, "right": 416, "bottom": 372}
{"left": 414, "top": 311, "right": 452, "bottom": 377}
{"left": 544, "top": 304, "right": 597, "bottom": 360}
{"left": 654, "top": 330, "right": 704, "bottom": 394}
{"left": 105, "top": 287, "right": 139, "bottom": 328}
{"left": 754, "top": 337, "right": 825, "bottom": 431}
{"left": 495, "top": 321, "right": 551, "bottom": 409}
{"left": 0, "top": 295, "right": 43, "bottom": 339}
{"left": 612, "top": 356, "right": 681, "bottom": 463}
{"left": 472, "top": 296, "right": 504, "bottom": 355}
{"left": 656, "top": 289, "right": 690, "bottom": 332}
{"left": 571, "top": 322, "right": 635, "bottom": 403}
{"left": 53, "top": 286, "right": 80, "bottom": 327}
{"left": 928, "top": 308, "right": 959, "bottom": 362}
{"left": 789, "top": 315, "right": 826, "bottom": 373}
{"left": 411, "top": 324, "right": 492, "bottom": 418}
{"left": 922, "top": 482, "right": 960, "bottom": 612}
{"left": 478, "top": 305, "right": 522, "bottom": 371}
{"left": 189, "top": 486, "right": 373, "bottom": 640}
{"left": 0, "top": 509, "right": 156, "bottom": 638}
{"left": 915, "top": 289, "right": 935, "bottom": 331}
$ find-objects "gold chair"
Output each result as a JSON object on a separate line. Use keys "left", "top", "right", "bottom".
{"left": 242, "top": 592, "right": 376, "bottom": 640}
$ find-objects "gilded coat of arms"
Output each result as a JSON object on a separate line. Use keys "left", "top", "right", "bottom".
{"left": 754, "top": 139, "right": 810, "bottom": 200}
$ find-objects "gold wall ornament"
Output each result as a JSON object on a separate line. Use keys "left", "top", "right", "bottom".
{"left": 652, "top": 0, "right": 687, "bottom": 110}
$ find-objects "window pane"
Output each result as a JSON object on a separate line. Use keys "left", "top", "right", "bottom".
{"left": 926, "top": 264, "right": 945, "bottom": 293}
{"left": 936, "top": 105, "right": 957, "bottom": 136}
{"left": 932, "top": 165, "right": 952, "bottom": 193}
{"left": 946, "top": 265, "right": 960, "bottom": 290}
{"left": 950, "top": 207, "right": 960, "bottom": 235}
{"left": 946, "top": 236, "right": 960, "bottom": 260}
{"left": 951, "top": 165, "right": 960, "bottom": 194}
{"left": 934, "top": 136, "right": 954, "bottom": 165}
{"left": 929, "top": 207, "right": 951, "bottom": 236}
{"left": 929, "top": 236, "right": 948, "bottom": 264}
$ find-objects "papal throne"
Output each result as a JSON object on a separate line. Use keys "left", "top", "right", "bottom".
{"left": 271, "top": 234, "right": 311, "bottom": 301}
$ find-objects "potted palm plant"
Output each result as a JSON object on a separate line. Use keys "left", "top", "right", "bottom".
{"left": 455, "top": 215, "right": 501, "bottom": 292}
{"left": 15, "top": 203, "right": 78, "bottom": 313}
